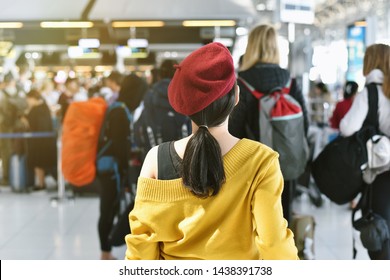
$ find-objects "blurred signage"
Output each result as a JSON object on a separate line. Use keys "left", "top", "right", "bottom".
{"left": 346, "top": 23, "right": 366, "bottom": 82}
{"left": 68, "top": 46, "right": 101, "bottom": 59}
{"left": 78, "top": 38, "right": 100, "bottom": 48}
{"left": 213, "top": 38, "right": 233, "bottom": 47}
{"left": 116, "top": 39, "right": 149, "bottom": 58}
{"left": 280, "top": 0, "right": 314, "bottom": 24}
{"left": 127, "top": 38, "right": 148, "bottom": 48}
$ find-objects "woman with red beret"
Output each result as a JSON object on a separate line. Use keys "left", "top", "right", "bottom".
{"left": 125, "top": 42, "right": 298, "bottom": 260}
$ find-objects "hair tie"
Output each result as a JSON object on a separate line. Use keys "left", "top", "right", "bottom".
{"left": 199, "top": 125, "right": 209, "bottom": 130}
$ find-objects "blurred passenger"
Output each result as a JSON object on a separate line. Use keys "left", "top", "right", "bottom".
{"left": 125, "top": 42, "right": 298, "bottom": 260}
{"left": 97, "top": 73, "right": 147, "bottom": 260}
{"left": 25, "top": 90, "right": 57, "bottom": 190}
{"left": 0, "top": 73, "right": 28, "bottom": 185}
{"left": 119, "top": 73, "right": 148, "bottom": 120}
{"left": 340, "top": 44, "right": 390, "bottom": 260}
{"left": 311, "top": 82, "right": 334, "bottom": 125}
{"left": 57, "top": 77, "right": 79, "bottom": 122}
{"left": 329, "top": 81, "right": 358, "bottom": 129}
{"left": 229, "top": 24, "right": 309, "bottom": 224}
{"left": 41, "top": 79, "right": 59, "bottom": 106}
{"left": 72, "top": 82, "right": 88, "bottom": 102}
{"left": 40, "top": 79, "right": 60, "bottom": 115}
{"left": 148, "top": 67, "right": 160, "bottom": 85}
{"left": 18, "top": 65, "right": 33, "bottom": 93}
{"left": 135, "top": 59, "right": 191, "bottom": 156}
{"left": 105, "top": 71, "right": 123, "bottom": 106}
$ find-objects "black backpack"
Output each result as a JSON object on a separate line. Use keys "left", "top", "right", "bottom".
{"left": 352, "top": 183, "right": 389, "bottom": 257}
{"left": 134, "top": 87, "right": 190, "bottom": 158}
{"left": 311, "top": 83, "right": 380, "bottom": 205}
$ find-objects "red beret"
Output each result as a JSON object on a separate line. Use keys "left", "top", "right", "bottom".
{"left": 168, "top": 42, "right": 236, "bottom": 116}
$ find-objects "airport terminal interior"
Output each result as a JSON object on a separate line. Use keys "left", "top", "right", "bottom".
{"left": 0, "top": 0, "right": 388, "bottom": 260}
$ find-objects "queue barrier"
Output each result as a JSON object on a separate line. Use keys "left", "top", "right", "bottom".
{"left": 0, "top": 131, "right": 72, "bottom": 204}
{"left": 0, "top": 132, "right": 57, "bottom": 139}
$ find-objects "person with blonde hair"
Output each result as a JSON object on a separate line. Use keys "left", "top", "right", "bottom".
{"left": 229, "top": 24, "right": 309, "bottom": 223}
{"left": 125, "top": 42, "right": 298, "bottom": 260}
{"left": 340, "top": 44, "right": 390, "bottom": 260}
{"left": 240, "top": 24, "right": 280, "bottom": 71}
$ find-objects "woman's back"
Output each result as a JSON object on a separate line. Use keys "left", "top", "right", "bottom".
{"left": 126, "top": 139, "right": 297, "bottom": 260}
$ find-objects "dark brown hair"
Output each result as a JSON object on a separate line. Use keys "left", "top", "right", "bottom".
{"left": 181, "top": 84, "right": 236, "bottom": 197}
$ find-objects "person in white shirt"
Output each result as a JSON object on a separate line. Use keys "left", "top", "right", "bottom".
{"left": 340, "top": 43, "right": 390, "bottom": 260}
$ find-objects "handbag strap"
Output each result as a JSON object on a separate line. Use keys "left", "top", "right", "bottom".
{"left": 362, "top": 83, "right": 379, "bottom": 130}
{"left": 352, "top": 182, "right": 374, "bottom": 259}
{"left": 350, "top": 83, "right": 379, "bottom": 259}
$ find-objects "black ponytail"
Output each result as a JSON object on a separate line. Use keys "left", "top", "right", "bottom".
{"left": 181, "top": 84, "right": 236, "bottom": 197}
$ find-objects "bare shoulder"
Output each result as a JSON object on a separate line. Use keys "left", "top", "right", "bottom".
{"left": 173, "top": 136, "right": 191, "bottom": 159}
{"left": 139, "top": 146, "right": 159, "bottom": 179}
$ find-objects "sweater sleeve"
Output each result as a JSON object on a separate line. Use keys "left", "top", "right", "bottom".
{"left": 125, "top": 212, "right": 161, "bottom": 260}
{"left": 339, "top": 89, "right": 368, "bottom": 137}
{"left": 252, "top": 155, "right": 299, "bottom": 260}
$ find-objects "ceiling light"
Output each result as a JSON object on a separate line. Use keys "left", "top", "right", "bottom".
{"left": 0, "top": 22, "right": 23, "bottom": 28}
{"left": 112, "top": 21, "right": 165, "bottom": 28}
{"left": 354, "top": 21, "right": 367, "bottom": 27}
{"left": 182, "top": 20, "right": 236, "bottom": 27}
{"left": 40, "top": 21, "right": 94, "bottom": 28}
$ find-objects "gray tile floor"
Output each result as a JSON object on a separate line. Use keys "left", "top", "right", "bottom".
{"left": 0, "top": 185, "right": 369, "bottom": 260}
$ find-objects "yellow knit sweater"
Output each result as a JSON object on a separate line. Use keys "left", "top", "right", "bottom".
{"left": 125, "top": 139, "right": 298, "bottom": 260}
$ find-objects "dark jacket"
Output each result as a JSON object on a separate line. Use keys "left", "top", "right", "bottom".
{"left": 229, "top": 63, "right": 309, "bottom": 140}
{"left": 143, "top": 79, "right": 171, "bottom": 111}
{"left": 135, "top": 79, "right": 191, "bottom": 155}
{"left": 27, "top": 102, "right": 57, "bottom": 169}
{"left": 58, "top": 93, "right": 73, "bottom": 122}
{"left": 99, "top": 106, "right": 131, "bottom": 177}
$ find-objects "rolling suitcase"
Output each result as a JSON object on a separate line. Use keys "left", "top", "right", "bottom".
{"left": 9, "top": 154, "right": 32, "bottom": 192}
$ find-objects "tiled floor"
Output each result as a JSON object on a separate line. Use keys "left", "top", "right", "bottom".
{"left": 0, "top": 185, "right": 369, "bottom": 260}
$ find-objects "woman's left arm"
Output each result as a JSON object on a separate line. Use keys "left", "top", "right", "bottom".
{"left": 125, "top": 208, "right": 161, "bottom": 260}
{"left": 251, "top": 155, "right": 299, "bottom": 260}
